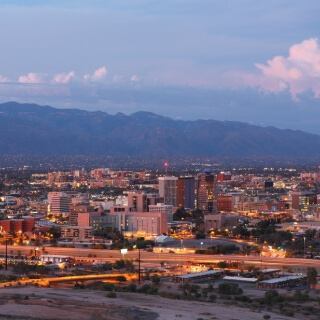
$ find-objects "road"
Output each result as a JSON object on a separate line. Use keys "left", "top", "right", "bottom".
{"left": 2, "top": 244, "right": 320, "bottom": 272}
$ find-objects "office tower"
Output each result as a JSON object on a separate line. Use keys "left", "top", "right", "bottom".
{"left": 197, "top": 170, "right": 217, "bottom": 214}
{"left": 127, "top": 191, "right": 163, "bottom": 212}
{"left": 158, "top": 176, "right": 178, "bottom": 206}
{"left": 177, "top": 176, "right": 195, "bottom": 209}
{"left": 217, "top": 193, "right": 233, "bottom": 212}
{"left": 69, "top": 203, "right": 95, "bottom": 226}
{"left": 48, "top": 192, "right": 71, "bottom": 216}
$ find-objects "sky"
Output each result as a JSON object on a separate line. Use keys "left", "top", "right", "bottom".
{"left": 1, "top": 1, "right": 320, "bottom": 133}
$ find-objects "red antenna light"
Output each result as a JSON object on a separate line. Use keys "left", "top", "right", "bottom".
{"left": 164, "top": 162, "right": 168, "bottom": 175}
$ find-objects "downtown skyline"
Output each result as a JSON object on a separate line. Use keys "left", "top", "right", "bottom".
{"left": 0, "top": 1, "right": 320, "bottom": 133}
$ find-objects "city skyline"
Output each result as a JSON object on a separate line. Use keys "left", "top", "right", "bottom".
{"left": 1, "top": 1, "right": 320, "bottom": 133}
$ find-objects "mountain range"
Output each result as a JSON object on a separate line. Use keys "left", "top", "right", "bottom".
{"left": 0, "top": 101, "right": 319, "bottom": 157}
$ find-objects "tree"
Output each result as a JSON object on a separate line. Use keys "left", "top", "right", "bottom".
{"left": 217, "top": 261, "right": 227, "bottom": 269}
{"left": 46, "top": 226, "right": 61, "bottom": 239}
{"left": 218, "top": 283, "right": 242, "bottom": 295}
{"left": 232, "top": 225, "right": 250, "bottom": 238}
{"left": 151, "top": 274, "right": 160, "bottom": 285}
{"left": 195, "top": 231, "right": 206, "bottom": 239}
{"left": 307, "top": 267, "right": 317, "bottom": 285}
{"left": 305, "top": 229, "right": 316, "bottom": 239}
{"left": 173, "top": 208, "right": 188, "bottom": 221}
{"left": 116, "top": 275, "right": 127, "bottom": 283}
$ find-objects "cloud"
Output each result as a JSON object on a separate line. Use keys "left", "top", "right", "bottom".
{"left": 0, "top": 75, "right": 9, "bottom": 82}
{"left": 254, "top": 38, "right": 320, "bottom": 98}
{"left": 84, "top": 66, "right": 107, "bottom": 82}
{"left": 18, "top": 72, "right": 44, "bottom": 83}
{"left": 130, "top": 74, "right": 139, "bottom": 82}
{"left": 52, "top": 71, "right": 75, "bottom": 84}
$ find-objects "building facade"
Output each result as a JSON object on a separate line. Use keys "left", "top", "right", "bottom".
{"left": 158, "top": 176, "right": 178, "bottom": 207}
{"left": 197, "top": 170, "right": 217, "bottom": 214}
{"left": 177, "top": 176, "right": 195, "bottom": 209}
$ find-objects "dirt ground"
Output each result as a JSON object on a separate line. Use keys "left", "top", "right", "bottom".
{"left": 0, "top": 284, "right": 297, "bottom": 320}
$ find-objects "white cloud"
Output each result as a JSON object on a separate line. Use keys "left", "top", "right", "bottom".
{"left": 130, "top": 74, "right": 139, "bottom": 82}
{"left": 93, "top": 66, "right": 107, "bottom": 79}
{"left": 52, "top": 71, "right": 75, "bottom": 84}
{"left": 0, "top": 75, "right": 9, "bottom": 82}
{"left": 253, "top": 38, "right": 320, "bottom": 98}
{"left": 84, "top": 66, "right": 107, "bottom": 82}
{"left": 18, "top": 72, "right": 44, "bottom": 83}
{"left": 112, "top": 74, "right": 124, "bottom": 82}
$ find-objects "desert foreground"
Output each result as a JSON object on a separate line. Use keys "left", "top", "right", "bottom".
{"left": 0, "top": 285, "right": 296, "bottom": 320}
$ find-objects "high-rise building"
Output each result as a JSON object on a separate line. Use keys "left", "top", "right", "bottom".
{"left": 287, "top": 191, "right": 317, "bottom": 211}
{"left": 158, "top": 176, "right": 178, "bottom": 207}
{"left": 108, "top": 206, "right": 168, "bottom": 236}
{"left": 177, "top": 176, "right": 195, "bottom": 209}
{"left": 48, "top": 192, "right": 72, "bottom": 216}
{"left": 217, "top": 193, "right": 233, "bottom": 212}
{"left": 127, "top": 192, "right": 163, "bottom": 212}
{"left": 197, "top": 170, "right": 217, "bottom": 214}
{"left": 69, "top": 203, "right": 95, "bottom": 226}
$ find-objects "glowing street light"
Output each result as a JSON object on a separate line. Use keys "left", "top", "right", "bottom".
{"left": 201, "top": 242, "right": 203, "bottom": 250}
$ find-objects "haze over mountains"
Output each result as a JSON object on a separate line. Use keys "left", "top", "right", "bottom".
{"left": 0, "top": 101, "right": 319, "bottom": 158}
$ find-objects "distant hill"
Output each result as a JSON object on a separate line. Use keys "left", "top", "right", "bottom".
{"left": 0, "top": 101, "right": 319, "bottom": 157}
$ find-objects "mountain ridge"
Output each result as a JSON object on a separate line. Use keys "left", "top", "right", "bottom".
{"left": 0, "top": 101, "right": 319, "bottom": 157}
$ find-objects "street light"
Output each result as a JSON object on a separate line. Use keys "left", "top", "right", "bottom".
{"left": 303, "top": 236, "right": 306, "bottom": 258}
{"left": 201, "top": 242, "right": 203, "bottom": 250}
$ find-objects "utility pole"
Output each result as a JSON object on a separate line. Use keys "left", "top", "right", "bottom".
{"left": 138, "top": 248, "right": 141, "bottom": 284}
{"left": 5, "top": 238, "right": 8, "bottom": 271}
{"left": 134, "top": 245, "right": 141, "bottom": 284}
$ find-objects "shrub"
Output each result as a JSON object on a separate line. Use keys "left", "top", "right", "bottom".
{"left": 100, "top": 282, "right": 116, "bottom": 291}
{"left": 116, "top": 275, "right": 127, "bottom": 283}
{"left": 218, "top": 283, "right": 243, "bottom": 295}
{"left": 234, "top": 295, "right": 252, "bottom": 303}
{"left": 106, "top": 291, "right": 117, "bottom": 298}
{"left": 283, "top": 310, "right": 294, "bottom": 317}
{"left": 159, "top": 291, "right": 181, "bottom": 300}
{"left": 151, "top": 274, "right": 160, "bottom": 285}
{"left": 209, "top": 294, "right": 217, "bottom": 302}
{"left": 138, "top": 284, "right": 159, "bottom": 295}
{"left": 74, "top": 283, "right": 85, "bottom": 289}
{"left": 125, "top": 283, "right": 137, "bottom": 292}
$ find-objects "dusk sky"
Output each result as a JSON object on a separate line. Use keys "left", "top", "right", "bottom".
{"left": 1, "top": 1, "right": 320, "bottom": 133}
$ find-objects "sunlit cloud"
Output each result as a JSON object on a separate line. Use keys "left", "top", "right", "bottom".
{"left": 18, "top": 72, "right": 45, "bottom": 83}
{"left": 52, "top": 71, "right": 75, "bottom": 84}
{"left": 0, "top": 75, "right": 9, "bottom": 82}
{"left": 84, "top": 66, "right": 107, "bottom": 82}
{"left": 253, "top": 38, "right": 320, "bottom": 98}
{"left": 130, "top": 74, "right": 139, "bottom": 82}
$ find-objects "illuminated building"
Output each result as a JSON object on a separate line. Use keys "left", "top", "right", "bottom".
{"left": 177, "top": 176, "right": 195, "bottom": 209}
{"left": 158, "top": 176, "right": 178, "bottom": 206}
{"left": 197, "top": 170, "right": 217, "bottom": 214}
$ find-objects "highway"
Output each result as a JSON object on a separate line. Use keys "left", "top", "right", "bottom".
{"left": 2, "top": 244, "right": 320, "bottom": 272}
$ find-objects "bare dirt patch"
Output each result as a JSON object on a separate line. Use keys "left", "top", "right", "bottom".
{"left": 0, "top": 286, "right": 297, "bottom": 320}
